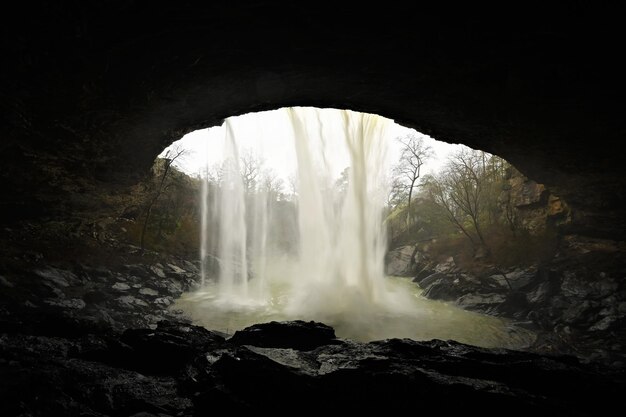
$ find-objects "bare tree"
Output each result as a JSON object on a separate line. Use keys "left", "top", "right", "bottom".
{"left": 260, "top": 168, "right": 284, "bottom": 199}
{"left": 239, "top": 150, "right": 263, "bottom": 194}
{"left": 425, "top": 173, "right": 479, "bottom": 247}
{"left": 386, "top": 176, "right": 408, "bottom": 211}
{"left": 393, "top": 133, "right": 433, "bottom": 230}
{"left": 206, "top": 162, "right": 224, "bottom": 185}
{"left": 425, "top": 148, "right": 510, "bottom": 254}
{"left": 140, "top": 146, "right": 186, "bottom": 250}
{"left": 484, "top": 155, "right": 512, "bottom": 228}
{"left": 446, "top": 149, "right": 488, "bottom": 249}
{"left": 286, "top": 173, "right": 298, "bottom": 201}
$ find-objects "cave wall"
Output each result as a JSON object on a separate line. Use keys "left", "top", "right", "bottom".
{"left": 2, "top": 2, "right": 625, "bottom": 238}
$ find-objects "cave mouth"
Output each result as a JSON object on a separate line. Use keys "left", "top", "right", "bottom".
{"left": 3, "top": 5, "right": 626, "bottom": 413}
{"left": 148, "top": 106, "right": 539, "bottom": 348}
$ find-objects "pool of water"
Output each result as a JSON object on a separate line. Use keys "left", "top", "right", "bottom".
{"left": 171, "top": 276, "right": 536, "bottom": 349}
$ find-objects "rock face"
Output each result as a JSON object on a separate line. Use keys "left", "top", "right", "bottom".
{"left": 1, "top": 319, "right": 624, "bottom": 415}
{"left": 0, "top": 231, "right": 200, "bottom": 335}
{"left": 414, "top": 240, "right": 626, "bottom": 366}
{"left": 229, "top": 321, "right": 337, "bottom": 350}
{"left": 385, "top": 245, "right": 418, "bottom": 276}
{"left": 500, "top": 169, "right": 571, "bottom": 234}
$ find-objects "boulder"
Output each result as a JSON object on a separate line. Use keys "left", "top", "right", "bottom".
{"left": 119, "top": 320, "right": 225, "bottom": 374}
{"left": 385, "top": 245, "right": 416, "bottom": 276}
{"left": 228, "top": 320, "right": 337, "bottom": 350}
{"left": 456, "top": 293, "right": 506, "bottom": 312}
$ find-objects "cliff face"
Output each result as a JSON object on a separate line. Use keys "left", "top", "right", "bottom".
{"left": 500, "top": 169, "right": 571, "bottom": 235}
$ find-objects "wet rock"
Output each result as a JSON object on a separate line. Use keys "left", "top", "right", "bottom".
{"left": 229, "top": 321, "right": 338, "bottom": 350}
{"left": 457, "top": 293, "right": 506, "bottom": 312}
{"left": 139, "top": 288, "right": 159, "bottom": 296}
{"left": 154, "top": 297, "right": 172, "bottom": 306}
{"left": 0, "top": 275, "right": 14, "bottom": 288}
{"left": 245, "top": 346, "right": 321, "bottom": 375}
{"left": 150, "top": 265, "right": 166, "bottom": 279}
{"left": 202, "top": 337, "right": 624, "bottom": 413}
{"left": 385, "top": 245, "right": 416, "bottom": 276}
{"left": 119, "top": 320, "right": 225, "bottom": 374}
{"left": 166, "top": 263, "right": 186, "bottom": 275}
{"left": 112, "top": 282, "right": 131, "bottom": 291}
{"left": 1, "top": 342, "right": 192, "bottom": 415}
{"left": 434, "top": 257, "right": 457, "bottom": 273}
{"left": 1, "top": 317, "right": 625, "bottom": 415}
{"left": 421, "top": 274, "right": 474, "bottom": 302}
{"left": 163, "top": 281, "right": 183, "bottom": 296}
{"left": 44, "top": 298, "right": 86, "bottom": 309}
{"left": 124, "top": 264, "right": 148, "bottom": 275}
{"left": 82, "top": 309, "right": 117, "bottom": 329}
{"left": 562, "top": 301, "right": 591, "bottom": 324}
{"left": 561, "top": 272, "right": 591, "bottom": 298}
{"left": 510, "top": 177, "right": 547, "bottom": 208}
{"left": 35, "top": 267, "right": 78, "bottom": 288}
{"left": 590, "top": 316, "right": 617, "bottom": 331}
{"left": 527, "top": 280, "right": 554, "bottom": 304}
{"left": 490, "top": 268, "right": 536, "bottom": 291}
{"left": 415, "top": 272, "right": 445, "bottom": 288}
{"left": 413, "top": 257, "right": 626, "bottom": 364}
{"left": 118, "top": 296, "right": 149, "bottom": 307}
{"left": 413, "top": 265, "right": 437, "bottom": 282}
{"left": 593, "top": 279, "right": 619, "bottom": 297}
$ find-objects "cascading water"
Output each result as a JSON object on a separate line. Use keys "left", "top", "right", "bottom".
{"left": 181, "top": 107, "right": 535, "bottom": 347}
{"left": 285, "top": 109, "right": 393, "bottom": 325}
{"left": 200, "top": 108, "right": 397, "bottom": 311}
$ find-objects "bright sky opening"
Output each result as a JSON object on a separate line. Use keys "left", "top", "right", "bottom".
{"left": 160, "top": 108, "right": 464, "bottom": 180}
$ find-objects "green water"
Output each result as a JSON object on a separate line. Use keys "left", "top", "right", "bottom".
{"left": 172, "top": 276, "right": 535, "bottom": 349}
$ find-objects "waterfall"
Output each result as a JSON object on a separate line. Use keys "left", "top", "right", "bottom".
{"left": 197, "top": 107, "right": 403, "bottom": 325}
{"left": 285, "top": 108, "right": 391, "bottom": 322}
{"left": 181, "top": 107, "right": 536, "bottom": 346}
{"left": 199, "top": 174, "right": 209, "bottom": 286}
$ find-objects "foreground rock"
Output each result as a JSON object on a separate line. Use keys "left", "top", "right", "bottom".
{"left": 229, "top": 320, "right": 337, "bottom": 350}
{"left": 0, "top": 320, "right": 623, "bottom": 415}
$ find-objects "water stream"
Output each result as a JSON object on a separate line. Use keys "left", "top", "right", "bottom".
{"left": 174, "top": 271, "right": 535, "bottom": 348}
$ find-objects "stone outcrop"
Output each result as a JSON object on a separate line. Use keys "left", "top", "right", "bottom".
{"left": 385, "top": 245, "right": 419, "bottom": 276}
{"left": 229, "top": 321, "right": 338, "bottom": 351}
{"left": 500, "top": 169, "right": 571, "bottom": 234}
{"left": 0, "top": 228, "right": 200, "bottom": 335}
{"left": 413, "top": 238, "right": 626, "bottom": 366}
{"left": 1, "top": 319, "right": 624, "bottom": 415}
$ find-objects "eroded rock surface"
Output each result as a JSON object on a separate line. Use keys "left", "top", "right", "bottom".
{"left": 414, "top": 242, "right": 626, "bottom": 366}
{"left": 1, "top": 320, "right": 623, "bottom": 415}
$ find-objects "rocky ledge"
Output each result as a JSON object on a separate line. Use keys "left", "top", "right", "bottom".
{"left": 405, "top": 238, "right": 626, "bottom": 366}
{"left": 1, "top": 320, "right": 623, "bottom": 416}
